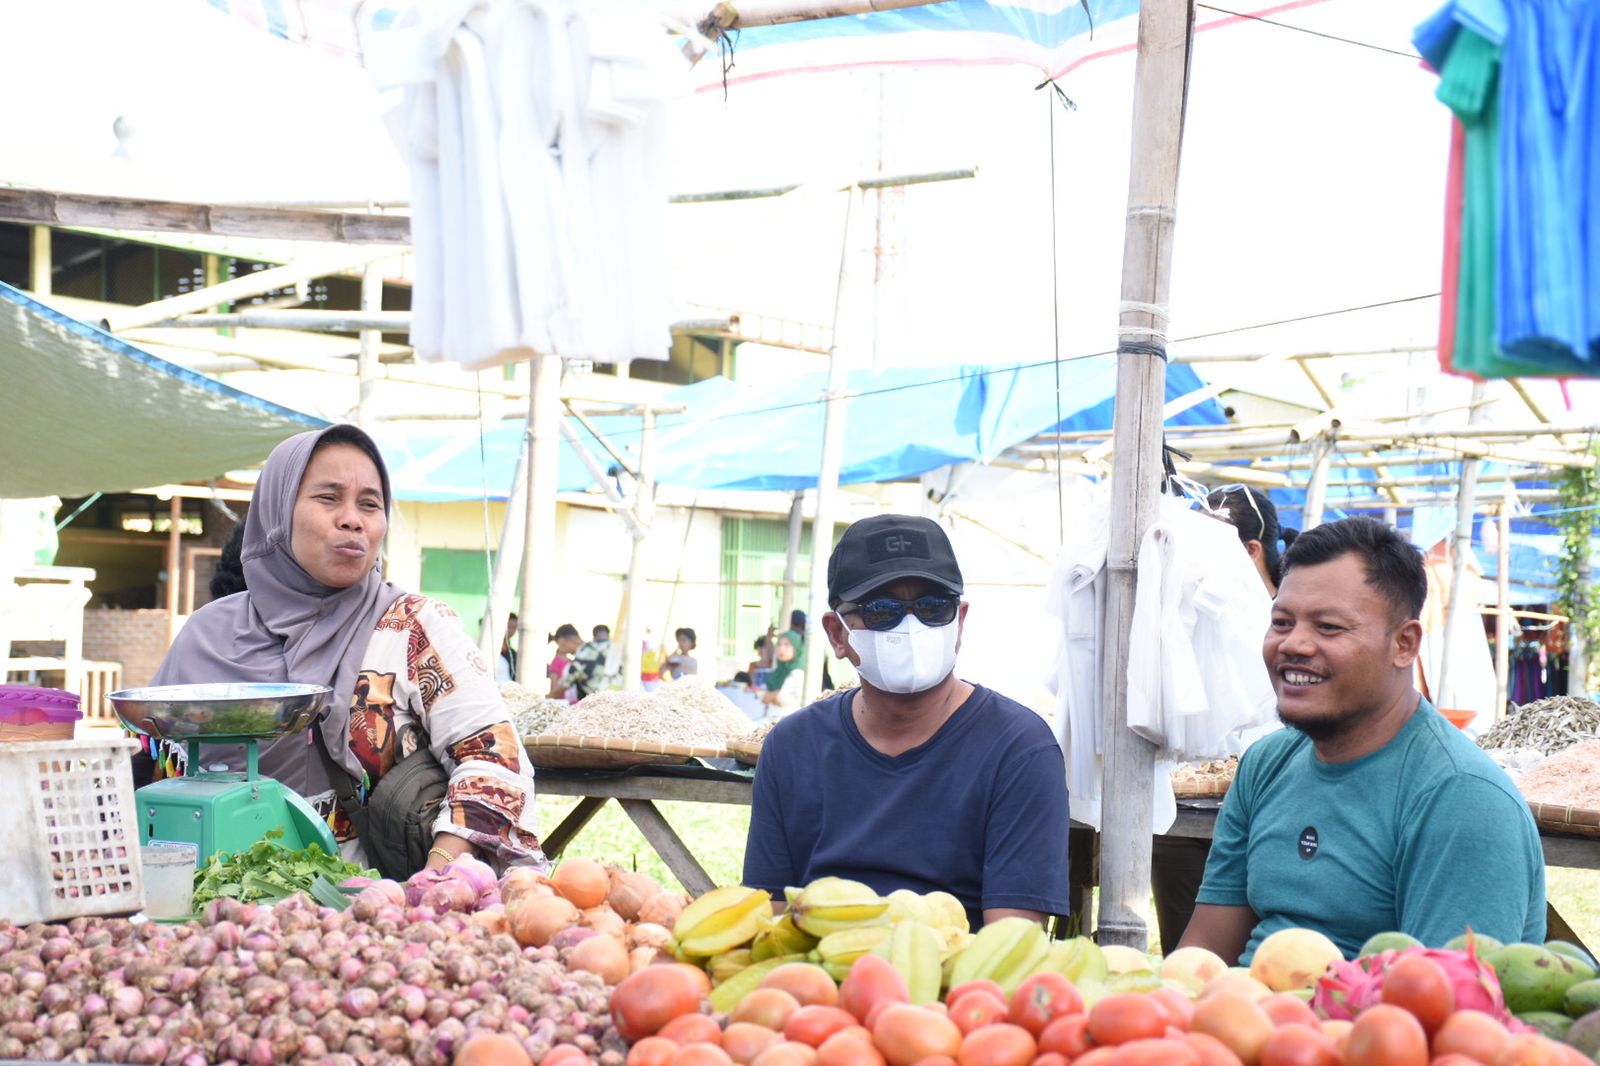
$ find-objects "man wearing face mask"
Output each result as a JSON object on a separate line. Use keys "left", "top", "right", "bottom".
{"left": 742, "top": 515, "right": 1072, "bottom": 931}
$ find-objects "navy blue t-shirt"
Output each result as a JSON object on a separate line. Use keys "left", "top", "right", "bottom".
{"left": 742, "top": 684, "right": 1071, "bottom": 930}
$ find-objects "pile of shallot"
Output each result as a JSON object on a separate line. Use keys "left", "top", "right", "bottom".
{"left": 0, "top": 854, "right": 698, "bottom": 1066}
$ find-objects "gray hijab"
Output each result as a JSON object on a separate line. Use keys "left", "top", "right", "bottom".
{"left": 151, "top": 425, "right": 406, "bottom": 796}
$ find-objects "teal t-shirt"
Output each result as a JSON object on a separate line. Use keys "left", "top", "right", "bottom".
{"left": 1196, "top": 699, "right": 1545, "bottom": 962}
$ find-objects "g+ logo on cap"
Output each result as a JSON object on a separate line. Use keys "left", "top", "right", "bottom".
{"left": 868, "top": 530, "right": 930, "bottom": 563}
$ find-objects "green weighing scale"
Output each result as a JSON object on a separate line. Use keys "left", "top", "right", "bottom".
{"left": 109, "top": 683, "right": 340, "bottom": 860}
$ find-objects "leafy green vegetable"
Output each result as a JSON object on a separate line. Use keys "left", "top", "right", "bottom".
{"left": 192, "top": 828, "right": 376, "bottom": 908}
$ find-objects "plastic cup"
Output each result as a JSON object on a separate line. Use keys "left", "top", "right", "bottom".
{"left": 140, "top": 844, "right": 197, "bottom": 918}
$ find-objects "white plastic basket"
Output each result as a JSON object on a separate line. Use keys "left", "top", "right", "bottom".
{"left": 0, "top": 738, "right": 145, "bottom": 925}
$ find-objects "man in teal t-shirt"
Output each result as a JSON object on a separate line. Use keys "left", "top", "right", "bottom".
{"left": 1180, "top": 518, "right": 1545, "bottom": 965}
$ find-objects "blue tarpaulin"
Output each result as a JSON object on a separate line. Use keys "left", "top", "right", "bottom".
{"left": 376, "top": 356, "right": 1226, "bottom": 501}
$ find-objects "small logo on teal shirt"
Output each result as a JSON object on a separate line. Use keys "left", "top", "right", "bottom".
{"left": 1298, "top": 826, "right": 1319, "bottom": 859}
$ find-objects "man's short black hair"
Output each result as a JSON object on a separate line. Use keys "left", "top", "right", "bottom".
{"left": 1280, "top": 516, "right": 1427, "bottom": 621}
{"left": 593, "top": 624, "right": 611, "bottom": 640}
{"left": 675, "top": 627, "right": 696, "bottom": 647}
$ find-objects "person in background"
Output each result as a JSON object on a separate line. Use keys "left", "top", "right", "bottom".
{"left": 760, "top": 631, "right": 806, "bottom": 715}
{"left": 567, "top": 624, "right": 622, "bottom": 698}
{"left": 745, "top": 514, "right": 1071, "bottom": 930}
{"left": 547, "top": 623, "right": 582, "bottom": 700}
{"left": 664, "top": 627, "right": 698, "bottom": 679}
{"left": 209, "top": 522, "right": 248, "bottom": 601}
{"left": 495, "top": 613, "right": 519, "bottom": 683}
{"left": 1150, "top": 486, "right": 1293, "bottom": 954}
{"left": 152, "top": 424, "right": 544, "bottom": 873}
{"left": 1179, "top": 517, "right": 1544, "bottom": 962}
{"left": 737, "top": 634, "right": 775, "bottom": 685}
{"left": 789, "top": 609, "right": 834, "bottom": 691}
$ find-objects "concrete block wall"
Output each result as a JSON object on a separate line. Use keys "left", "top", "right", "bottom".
{"left": 83, "top": 608, "right": 171, "bottom": 689}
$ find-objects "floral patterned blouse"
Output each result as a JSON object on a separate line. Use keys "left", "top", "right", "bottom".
{"left": 333, "top": 594, "right": 545, "bottom": 869}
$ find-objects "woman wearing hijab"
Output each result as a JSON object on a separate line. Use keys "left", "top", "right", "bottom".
{"left": 759, "top": 629, "right": 806, "bottom": 715}
{"left": 153, "top": 425, "right": 545, "bottom": 873}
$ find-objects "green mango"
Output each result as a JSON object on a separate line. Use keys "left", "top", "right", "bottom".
{"left": 1547, "top": 940, "right": 1600, "bottom": 975}
{"left": 1563, "top": 978, "right": 1600, "bottom": 1019}
{"left": 1515, "top": 1011, "right": 1573, "bottom": 1041}
{"left": 1357, "top": 931, "right": 1422, "bottom": 958}
{"left": 1489, "top": 944, "right": 1586, "bottom": 1015}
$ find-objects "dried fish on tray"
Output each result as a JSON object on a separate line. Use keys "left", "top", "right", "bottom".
{"left": 523, "top": 689, "right": 742, "bottom": 767}
{"left": 1477, "top": 695, "right": 1600, "bottom": 755}
{"left": 1515, "top": 738, "right": 1600, "bottom": 838}
{"left": 1171, "top": 756, "right": 1239, "bottom": 799}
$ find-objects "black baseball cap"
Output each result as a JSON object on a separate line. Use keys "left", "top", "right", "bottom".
{"left": 827, "top": 515, "right": 964, "bottom": 606}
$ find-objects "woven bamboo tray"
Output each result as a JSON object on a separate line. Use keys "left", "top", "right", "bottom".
{"left": 726, "top": 738, "right": 763, "bottom": 765}
{"left": 524, "top": 734, "right": 731, "bottom": 769}
{"left": 1171, "top": 770, "right": 1233, "bottom": 800}
{"left": 1526, "top": 801, "right": 1600, "bottom": 839}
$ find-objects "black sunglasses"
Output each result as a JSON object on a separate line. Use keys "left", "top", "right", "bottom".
{"left": 836, "top": 594, "right": 961, "bottom": 632}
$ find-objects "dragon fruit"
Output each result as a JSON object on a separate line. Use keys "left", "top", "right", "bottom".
{"left": 1312, "top": 940, "right": 1510, "bottom": 1024}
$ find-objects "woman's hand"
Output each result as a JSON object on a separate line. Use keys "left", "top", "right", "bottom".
{"left": 426, "top": 834, "right": 474, "bottom": 870}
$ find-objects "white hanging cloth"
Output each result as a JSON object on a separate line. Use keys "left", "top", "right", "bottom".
{"left": 365, "top": 0, "right": 678, "bottom": 370}
{"left": 1046, "top": 494, "right": 1277, "bottom": 834}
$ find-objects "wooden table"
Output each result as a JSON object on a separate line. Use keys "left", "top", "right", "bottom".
{"left": 534, "top": 769, "right": 1600, "bottom": 948}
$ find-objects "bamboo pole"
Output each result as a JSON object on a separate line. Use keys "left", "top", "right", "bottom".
{"left": 165, "top": 495, "right": 183, "bottom": 646}
{"left": 1572, "top": 534, "right": 1592, "bottom": 697}
{"left": 780, "top": 491, "right": 804, "bottom": 628}
{"left": 104, "top": 250, "right": 394, "bottom": 332}
{"left": 480, "top": 433, "right": 531, "bottom": 663}
{"left": 619, "top": 409, "right": 657, "bottom": 693}
{"left": 160, "top": 310, "right": 412, "bottom": 332}
{"left": 1437, "top": 382, "right": 1488, "bottom": 707}
{"left": 671, "top": 167, "right": 976, "bottom": 204}
{"left": 1096, "top": 0, "right": 1195, "bottom": 951}
{"left": 516, "top": 357, "right": 561, "bottom": 687}
{"left": 803, "top": 187, "right": 862, "bottom": 704}
{"left": 1301, "top": 436, "right": 1335, "bottom": 528}
{"left": 697, "top": 0, "right": 942, "bottom": 36}
{"left": 1494, "top": 497, "right": 1512, "bottom": 721}
{"left": 357, "top": 264, "right": 385, "bottom": 429}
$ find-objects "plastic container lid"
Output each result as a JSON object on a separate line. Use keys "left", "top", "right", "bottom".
{"left": 0, "top": 685, "right": 82, "bottom": 726}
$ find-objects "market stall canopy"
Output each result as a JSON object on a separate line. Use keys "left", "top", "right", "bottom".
{"left": 375, "top": 355, "right": 1225, "bottom": 501}
{"left": 0, "top": 282, "right": 327, "bottom": 498}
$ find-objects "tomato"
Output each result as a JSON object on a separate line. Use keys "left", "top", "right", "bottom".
{"left": 543, "top": 1045, "right": 590, "bottom": 1066}
{"left": 1182, "top": 1032, "right": 1245, "bottom": 1066}
{"left": 1190, "top": 993, "right": 1274, "bottom": 1066}
{"left": 785, "top": 1006, "right": 861, "bottom": 1048}
{"left": 456, "top": 1034, "right": 535, "bottom": 1066}
{"left": 950, "top": 991, "right": 1011, "bottom": 1036}
{"left": 838, "top": 955, "right": 908, "bottom": 1024}
{"left": 613, "top": 966, "right": 706, "bottom": 1042}
{"left": 1492, "top": 1033, "right": 1576, "bottom": 1066}
{"left": 872, "top": 1004, "right": 964, "bottom": 1066}
{"left": 956, "top": 1023, "right": 1038, "bottom": 1066}
{"left": 1007, "top": 974, "right": 1085, "bottom": 1036}
{"left": 948, "top": 981, "right": 1007, "bottom": 1009}
{"left": 1029, "top": 1055, "right": 1069, "bottom": 1066}
{"left": 762, "top": 963, "right": 841, "bottom": 1008}
{"left": 907, "top": 1058, "right": 958, "bottom": 1066}
{"left": 660, "top": 1015, "right": 725, "bottom": 1047}
{"left": 816, "top": 1030, "right": 887, "bottom": 1066}
{"left": 724, "top": 1024, "right": 782, "bottom": 1066}
{"left": 1345, "top": 1004, "right": 1428, "bottom": 1066}
{"left": 1380, "top": 955, "right": 1455, "bottom": 1036}
{"left": 671, "top": 1045, "right": 736, "bottom": 1066}
{"left": 1257, "top": 1023, "right": 1340, "bottom": 1066}
{"left": 629, "top": 1037, "right": 683, "bottom": 1066}
{"left": 1071, "top": 1049, "right": 1116, "bottom": 1066}
{"left": 1106, "top": 1037, "right": 1200, "bottom": 1066}
{"left": 1431, "top": 1056, "right": 1486, "bottom": 1066}
{"left": 1148, "top": 988, "right": 1195, "bottom": 1031}
{"left": 1036, "top": 1014, "right": 1093, "bottom": 1059}
{"left": 1432, "top": 1009, "right": 1509, "bottom": 1062}
{"left": 1257, "top": 995, "right": 1318, "bottom": 1030}
{"left": 674, "top": 964, "right": 715, "bottom": 997}
{"left": 1317, "top": 1020, "right": 1351, "bottom": 1058}
{"left": 736, "top": 990, "right": 805, "bottom": 1032}
{"left": 750, "top": 1041, "right": 821, "bottom": 1066}
{"left": 1085, "top": 994, "right": 1167, "bottom": 1047}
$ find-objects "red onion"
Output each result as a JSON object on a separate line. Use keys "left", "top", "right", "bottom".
{"left": 340, "top": 986, "right": 379, "bottom": 1019}
{"left": 445, "top": 854, "right": 497, "bottom": 897}
{"left": 422, "top": 879, "right": 478, "bottom": 915}
{"left": 391, "top": 984, "right": 427, "bottom": 1021}
{"left": 298, "top": 1033, "right": 329, "bottom": 1059}
{"left": 337, "top": 957, "right": 365, "bottom": 984}
{"left": 110, "top": 986, "right": 144, "bottom": 1021}
{"left": 127, "top": 1036, "right": 169, "bottom": 1064}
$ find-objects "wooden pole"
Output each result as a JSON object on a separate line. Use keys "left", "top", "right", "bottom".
{"left": 0, "top": 187, "right": 410, "bottom": 244}
{"left": 620, "top": 410, "right": 657, "bottom": 692}
{"left": 1096, "top": 0, "right": 1195, "bottom": 951}
{"left": 1438, "top": 381, "right": 1488, "bottom": 707}
{"left": 1572, "top": 533, "right": 1592, "bottom": 697}
{"left": 1495, "top": 498, "right": 1512, "bottom": 719}
{"left": 780, "top": 491, "right": 804, "bottom": 629}
{"left": 165, "top": 495, "right": 183, "bottom": 646}
{"left": 29, "top": 226, "right": 50, "bottom": 295}
{"left": 697, "top": 0, "right": 943, "bottom": 35}
{"left": 803, "top": 187, "right": 862, "bottom": 703}
{"left": 516, "top": 357, "right": 561, "bottom": 686}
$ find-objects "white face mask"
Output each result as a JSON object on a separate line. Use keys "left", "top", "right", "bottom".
{"left": 839, "top": 612, "right": 960, "bottom": 694}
